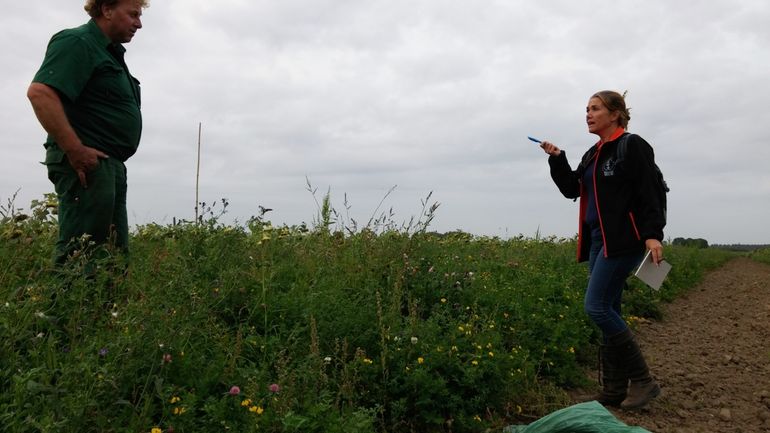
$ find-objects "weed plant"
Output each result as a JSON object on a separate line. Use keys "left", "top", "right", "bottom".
{"left": 749, "top": 247, "right": 770, "bottom": 265}
{"left": 0, "top": 193, "right": 735, "bottom": 433}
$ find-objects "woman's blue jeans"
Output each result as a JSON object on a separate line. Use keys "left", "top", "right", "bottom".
{"left": 586, "top": 236, "right": 644, "bottom": 339}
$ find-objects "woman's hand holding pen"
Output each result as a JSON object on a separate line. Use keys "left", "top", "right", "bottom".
{"left": 540, "top": 141, "right": 562, "bottom": 157}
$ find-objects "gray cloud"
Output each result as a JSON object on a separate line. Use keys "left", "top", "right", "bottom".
{"left": 3, "top": 0, "right": 770, "bottom": 244}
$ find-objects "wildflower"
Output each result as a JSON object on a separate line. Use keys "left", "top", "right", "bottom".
{"left": 241, "top": 399, "right": 252, "bottom": 407}
{"left": 98, "top": 348, "right": 108, "bottom": 357}
{"left": 268, "top": 383, "right": 280, "bottom": 393}
{"left": 323, "top": 356, "right": 332, "bottom": 363}
{"left": 458, "top": 326, "right": 464, "bottom": 332}
{"left": 473, "top": 415, "right": 482, "bottom": 422}
{"left": 410, "top": 336, "right": 418, "bottom": 344}
{"left": 229, "top": 385, "right": 241, "bottom": 396}
{"left": 362, "top": 358, "right": 373, "bottom": 365}
{"left": 111, "top": 310, "right": 118, "bottom": 318}
{"left": 417, "top": 357, "right": 424, "bottom": 364}
{"left": 472, "top": 360, "right": 479, "bottom": 366}
{"left": 172, "top": 406, "right": 186, "bottom": 415}
{"left": 151, "top": 428, "right": 162, "bottom": 433}
{"left": 163, "top": 353, "right": 172, "bottom": 363}
{"left": 488, "top": 351, "right": 494, "bottom": 357}
{"left": 568, "top": 347, "right": 575, "bottom": 354}
{"left": 35, "top": 311, "right": 46, "bottom": 318}
{"left": 440, "top": 297, "right": 447, "bottom": 303}
{"left": 169, "top": 396, "right": 181, "bottom": 404}
{"left": 250, "top": 405, "right": 264, "bottom": 414}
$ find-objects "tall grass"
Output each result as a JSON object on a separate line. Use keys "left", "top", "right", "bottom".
{"left": 0, "top": 193, "right": 736, "bottom": 433}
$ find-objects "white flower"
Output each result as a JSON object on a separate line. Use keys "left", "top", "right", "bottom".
{"left": 35, "top": 311, "right": 46, "bottom": 319}
{"left": 324, "top": 356, "right": 332, "bottom": 363}
{"left": 410, "top": 337, "right": 418, "bottom": 344}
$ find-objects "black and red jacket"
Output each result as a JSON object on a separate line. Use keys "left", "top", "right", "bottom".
{"left": 548, "top": 128, "right": 666, "bottom": 262}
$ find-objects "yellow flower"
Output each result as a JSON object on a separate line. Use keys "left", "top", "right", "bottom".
{"left": 417, "top": 357, "right": 424, "bottom": 364}
{"left": 173, "top": 406, "right": 186, "bottom": 415}
{"left": 363, "top": 358, "right": 373, "bottom": 364}
{"left": 473, "top": 415, "right": 482, "bottom": 422}
{"left": 169, "top": 396, "right": 181, "bottom": 404}
{"left": 471, "top": 360, "right": 479, "bottom": 366}
{"left": 151, "top": 428, "right": 162, "bottom": 433}
{"left": 488, "top": 351, "right": 494, "bottom": 357}
{"left": 440, "top": 297, "right": 447, "bottom": 303}
{"left": 568, "top": 347, "right": 575, "bottom": 354}
{"left": 241, "top": 399, "right": 252, "bottom": 407}
{"left": 250, "top": 405, "right": 265, "bottom": 414}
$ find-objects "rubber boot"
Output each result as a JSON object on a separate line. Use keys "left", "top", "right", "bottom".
{"left": 592, "top": 342, "right": 628, "bottom": 407}
{"left": 610, "top": 329, "right": 660, "bottom": 409}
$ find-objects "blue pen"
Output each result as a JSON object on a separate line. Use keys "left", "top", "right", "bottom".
{"left": 527, "top": 136, "right": 542, "bottom": 143}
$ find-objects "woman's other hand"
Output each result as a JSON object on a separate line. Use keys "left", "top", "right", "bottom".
{"left": 645, "top": 239, "right": 664, "bottom": 264}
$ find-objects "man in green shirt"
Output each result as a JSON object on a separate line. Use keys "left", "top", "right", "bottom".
{"left": 28, "top": 0, "right": 148, "bottom": 266}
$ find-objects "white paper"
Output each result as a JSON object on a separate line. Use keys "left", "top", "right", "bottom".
{"left": 634, "top": 249, "right": 672, "bottom": 290}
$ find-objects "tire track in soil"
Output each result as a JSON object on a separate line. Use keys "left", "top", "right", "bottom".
{"left": 601, "top": 257, "right": 770, "bottom": 433}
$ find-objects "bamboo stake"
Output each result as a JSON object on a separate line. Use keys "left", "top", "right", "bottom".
{"left": 195, "top": 122, "right": 201, "bottom": 224}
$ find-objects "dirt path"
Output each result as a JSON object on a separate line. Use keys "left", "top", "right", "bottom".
{"left": 607, "top": 257, "right": 770, "bottom": 433}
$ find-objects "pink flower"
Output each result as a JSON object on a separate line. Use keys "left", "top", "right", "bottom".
{"left": 229, "top": 385, "right": 241, "bottom": 396}
{"left": 268, "top": 383, "right": 280, "bottom": 393}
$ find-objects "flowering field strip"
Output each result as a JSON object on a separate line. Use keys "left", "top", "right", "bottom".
{"left": 0, "top": 202, "right": 736, "bottom": 433}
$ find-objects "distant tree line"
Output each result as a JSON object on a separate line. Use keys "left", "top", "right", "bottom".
{"left": 710, "top": 243, "right": 770, "bottom": 252}
{"left": 672, "top": 237, "right": 709, "bottom": 249}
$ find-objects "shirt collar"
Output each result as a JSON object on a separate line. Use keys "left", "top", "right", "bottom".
{"left": 86, "top": 19, "right": 111, "bottom": 47}
{"left": 86, "top": 18, "right": 125, "bottom": 54}
{"left": 597, "top": 127, "right": 626, "bottom": 147}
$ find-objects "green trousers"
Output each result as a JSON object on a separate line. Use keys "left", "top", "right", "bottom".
{"left": 45, "top": 146, "right": 129, "bottom": 265}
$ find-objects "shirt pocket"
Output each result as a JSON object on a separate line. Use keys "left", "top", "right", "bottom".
{"left": 93, "top": 63, "right": 135, "bottom": 102}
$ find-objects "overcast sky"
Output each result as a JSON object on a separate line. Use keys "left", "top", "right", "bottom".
{"left": 3, "top": 1, "right": 769, "bottom": 244}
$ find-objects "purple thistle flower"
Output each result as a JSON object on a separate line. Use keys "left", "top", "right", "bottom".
{"left": 229, "top": 385, "right": 241, "bottom": 396}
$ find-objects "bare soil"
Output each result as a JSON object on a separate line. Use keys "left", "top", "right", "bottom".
{"left": 587, "top": 257, "right": 770, "bottom": 432}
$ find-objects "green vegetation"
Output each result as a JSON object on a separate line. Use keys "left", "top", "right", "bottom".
{"left": 0, "top": 194, "right": 737, "bottom": 433}
{"left": 749, "top": 247, "right": 770, "bottom": 265}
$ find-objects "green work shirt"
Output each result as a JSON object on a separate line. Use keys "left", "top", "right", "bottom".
{"left": 33, "top": 20, "right": 142, "bottom": 162}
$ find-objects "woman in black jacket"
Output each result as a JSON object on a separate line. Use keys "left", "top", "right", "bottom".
{"left": 540, "top": 90, "right": 664, "bottom": 409}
